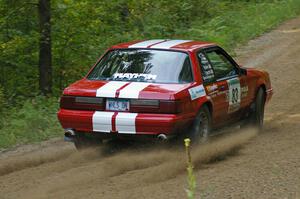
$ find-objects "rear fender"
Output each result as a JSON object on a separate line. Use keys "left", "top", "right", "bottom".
{"left": 193, "top": 96, "right": 213, "bottom": 116}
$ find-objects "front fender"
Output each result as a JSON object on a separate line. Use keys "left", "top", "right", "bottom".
{"left": 255, "top": 70, "right": 273, "bottom": 103}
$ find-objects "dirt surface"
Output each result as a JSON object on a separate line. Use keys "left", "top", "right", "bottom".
{"left": 1, "top": 17, "right": 300, "bottom": 199}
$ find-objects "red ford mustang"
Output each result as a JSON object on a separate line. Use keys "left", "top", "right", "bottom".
{"left": 57, "top": 39, "right": 273, "bottom": 149}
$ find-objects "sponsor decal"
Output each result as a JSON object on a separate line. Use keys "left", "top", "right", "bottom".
{"left": 203, "top": 75, "right": 214, "bottom": 81}
{"left": 113, "top": 73, "right": 157, "bottom": 81}
{"left": 198, "top": 53, "right": 208, "bottom": 61}
{"left": 206, "top": 84, "right": 218, "bottom": 93}
{"left": 198, "top": 53, "right": 215, "bottom": 82}
{"left": 227, "top": 78, "right": 241, "bottom": 113}
{"left": 241, "top": 86, "right": 249, "bottom": 98}
{"left": 188, "top": 85, "right": 206, "bottom": 100}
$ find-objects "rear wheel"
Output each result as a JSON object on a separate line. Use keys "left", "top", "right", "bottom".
{"left": 189, "top": 105, "right": 212, "bottom": 143}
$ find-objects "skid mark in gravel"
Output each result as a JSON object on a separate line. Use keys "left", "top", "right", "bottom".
{"left": 0, "top": 128, "right": 257, "bottom": 199}
{"left": 0, "top": 145, "right": 106, "bottom": 177}
{"left": 141, "top": 128, "right": 257, "bottom": 183}
{"left": 60, "top": 129, "right": 256, "bottom": 181}
{"left": 0, "top": 147, "right": 74, "bottom": 176}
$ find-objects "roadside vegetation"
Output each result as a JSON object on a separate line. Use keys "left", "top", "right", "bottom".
{"left": 1, "top": 0, "right": 300, "bottom": 149}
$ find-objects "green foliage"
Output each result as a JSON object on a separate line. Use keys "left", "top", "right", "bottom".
{"left": 0, "top": 86, "right": 4, "bottom": 111}
{"left": 0, "top": 85, "right": 6, "bottom": 128}
{"left": 0, "top": 97, "right": 61, "bottom": 148}
{"left": 187, "top": 0, "right": 300, "bottom": 51}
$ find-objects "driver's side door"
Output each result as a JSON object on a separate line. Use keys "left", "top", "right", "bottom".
{"left": 198, "top": 47, "right": 247, "bottom": 125}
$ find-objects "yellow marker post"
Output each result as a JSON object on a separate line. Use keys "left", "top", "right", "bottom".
{"left": 184, "top": 138, "right": 192, "bottom": 165}
{"left": 184, "top": 138, "right": 196, "bottom": 199}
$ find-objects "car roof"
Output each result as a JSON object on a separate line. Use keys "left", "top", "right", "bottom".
{"left": 110, "top": 39, "right": 216, "bottom": 52}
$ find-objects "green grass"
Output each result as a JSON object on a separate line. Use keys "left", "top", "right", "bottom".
{"left": 0, "top": 97, "right": 61, "bottom": 149}
{"left": 1, "top": 0, "right": 300, "bottom": 149}
{"left": 186, "top": 0, "right": 300, "bottom": 51}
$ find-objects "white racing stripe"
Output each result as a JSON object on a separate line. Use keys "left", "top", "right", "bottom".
{"left": 128, "top": 39, "right": 166, "bottom": 48}
{"left": 116, "top": 112, "right": 138, "bottom": 134}
{"left": 118, "top": 82, "right": 151, "bottom": 99}
{"left": 150, "top": 40, "right": 191, "bottom": 49}
{"left": 93, "top": 82, "right": 150, "bottom": 134}
{"left": 92, "top": 111, "right": 114, "bottom": 132}
{"left": 96, "top": 81, "right": 128, "bottom": 98}
{"left": 92, "top": 111, "right": 138, "bottom": 134}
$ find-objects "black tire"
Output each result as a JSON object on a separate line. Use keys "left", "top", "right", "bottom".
{"left": 249, "top": 88, "right": 265, "bottom": 130}
{"left": 189, "top": 105, "right": 212, "bottom": 143}
{"left": 74, "top": 133, "right": 101, "bottom": 150}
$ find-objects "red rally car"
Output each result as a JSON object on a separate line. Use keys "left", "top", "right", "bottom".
{"left": 57, "top": 39, "right": 273, "bottom": 149}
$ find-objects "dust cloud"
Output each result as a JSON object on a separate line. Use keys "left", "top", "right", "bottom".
{"left": 0, "top": 128, "right": 256, "bottom": 183}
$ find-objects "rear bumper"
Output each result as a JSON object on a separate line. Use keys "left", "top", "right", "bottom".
{"left": 57, "top": 109, "right": 194, "bottom": 135}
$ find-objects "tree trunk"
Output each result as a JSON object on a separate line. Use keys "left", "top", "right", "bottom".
{"left": 38, "top": 0, "right": 52, "bottom": 95}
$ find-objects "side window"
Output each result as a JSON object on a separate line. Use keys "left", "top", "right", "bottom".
{"left": 178, "top": 57, "right": 193, "bottom": 83}
{"left": 205, "top": 50, "right": 237, "bottom": 79}
{"left": 198, "top": 52, "right": 215, "bottom": 83}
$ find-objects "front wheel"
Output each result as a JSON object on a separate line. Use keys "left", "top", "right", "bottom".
{"left": 253, "top": 88, "right": 265, "bottom": 130}
{"left": 189, "top": 105, "right": 212, "bottom": 143}
{"left": 244, "top": 88, "right": 265, "bottom": 131}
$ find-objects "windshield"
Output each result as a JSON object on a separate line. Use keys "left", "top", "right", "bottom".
{"left": 87, "top": 49, "right": 193, "bottom": 83}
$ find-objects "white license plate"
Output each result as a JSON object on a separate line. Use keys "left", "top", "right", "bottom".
{"left": 106, "top": 99, "right": 129, "bottom": 111}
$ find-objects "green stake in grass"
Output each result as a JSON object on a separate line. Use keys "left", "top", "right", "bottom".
{"left": 184, "top": 138, "right": 197, "bottom": 199}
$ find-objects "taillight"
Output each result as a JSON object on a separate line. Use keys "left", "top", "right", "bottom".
{"left": 60, "top": 96, "right": 104, "bottom": 111}
{"left": 130, "top": 99, "right": 159, "bottom": 106}
{"left": 60, "top": 96, "right": 182, "bottom": 114}
{"left": 130, "top": 99, "right": 159, "bottom": 113}
{"left": 130, "top": 99, "right": 182, "bottom": 114}
{"left": 159, "top": 100, "right": 182, "bottom": 114}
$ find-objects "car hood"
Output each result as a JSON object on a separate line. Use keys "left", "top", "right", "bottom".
{"left": 63, "top": 79, "right": 194, "bottom": 100}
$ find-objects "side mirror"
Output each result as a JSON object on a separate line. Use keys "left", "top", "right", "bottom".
{"left": 240, "top": 67, "right": 247, "bottom": 76}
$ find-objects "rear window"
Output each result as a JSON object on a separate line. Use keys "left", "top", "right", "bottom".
{"left": 87, "top": 49, "right": 193, "bottom": 83}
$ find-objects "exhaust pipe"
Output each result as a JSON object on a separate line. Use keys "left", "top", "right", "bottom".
{"left": 64, "top": 129, "right": 76, "bottom": 142}
{"left": 157, "top": 134, "right": 168, "bottom": 141}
